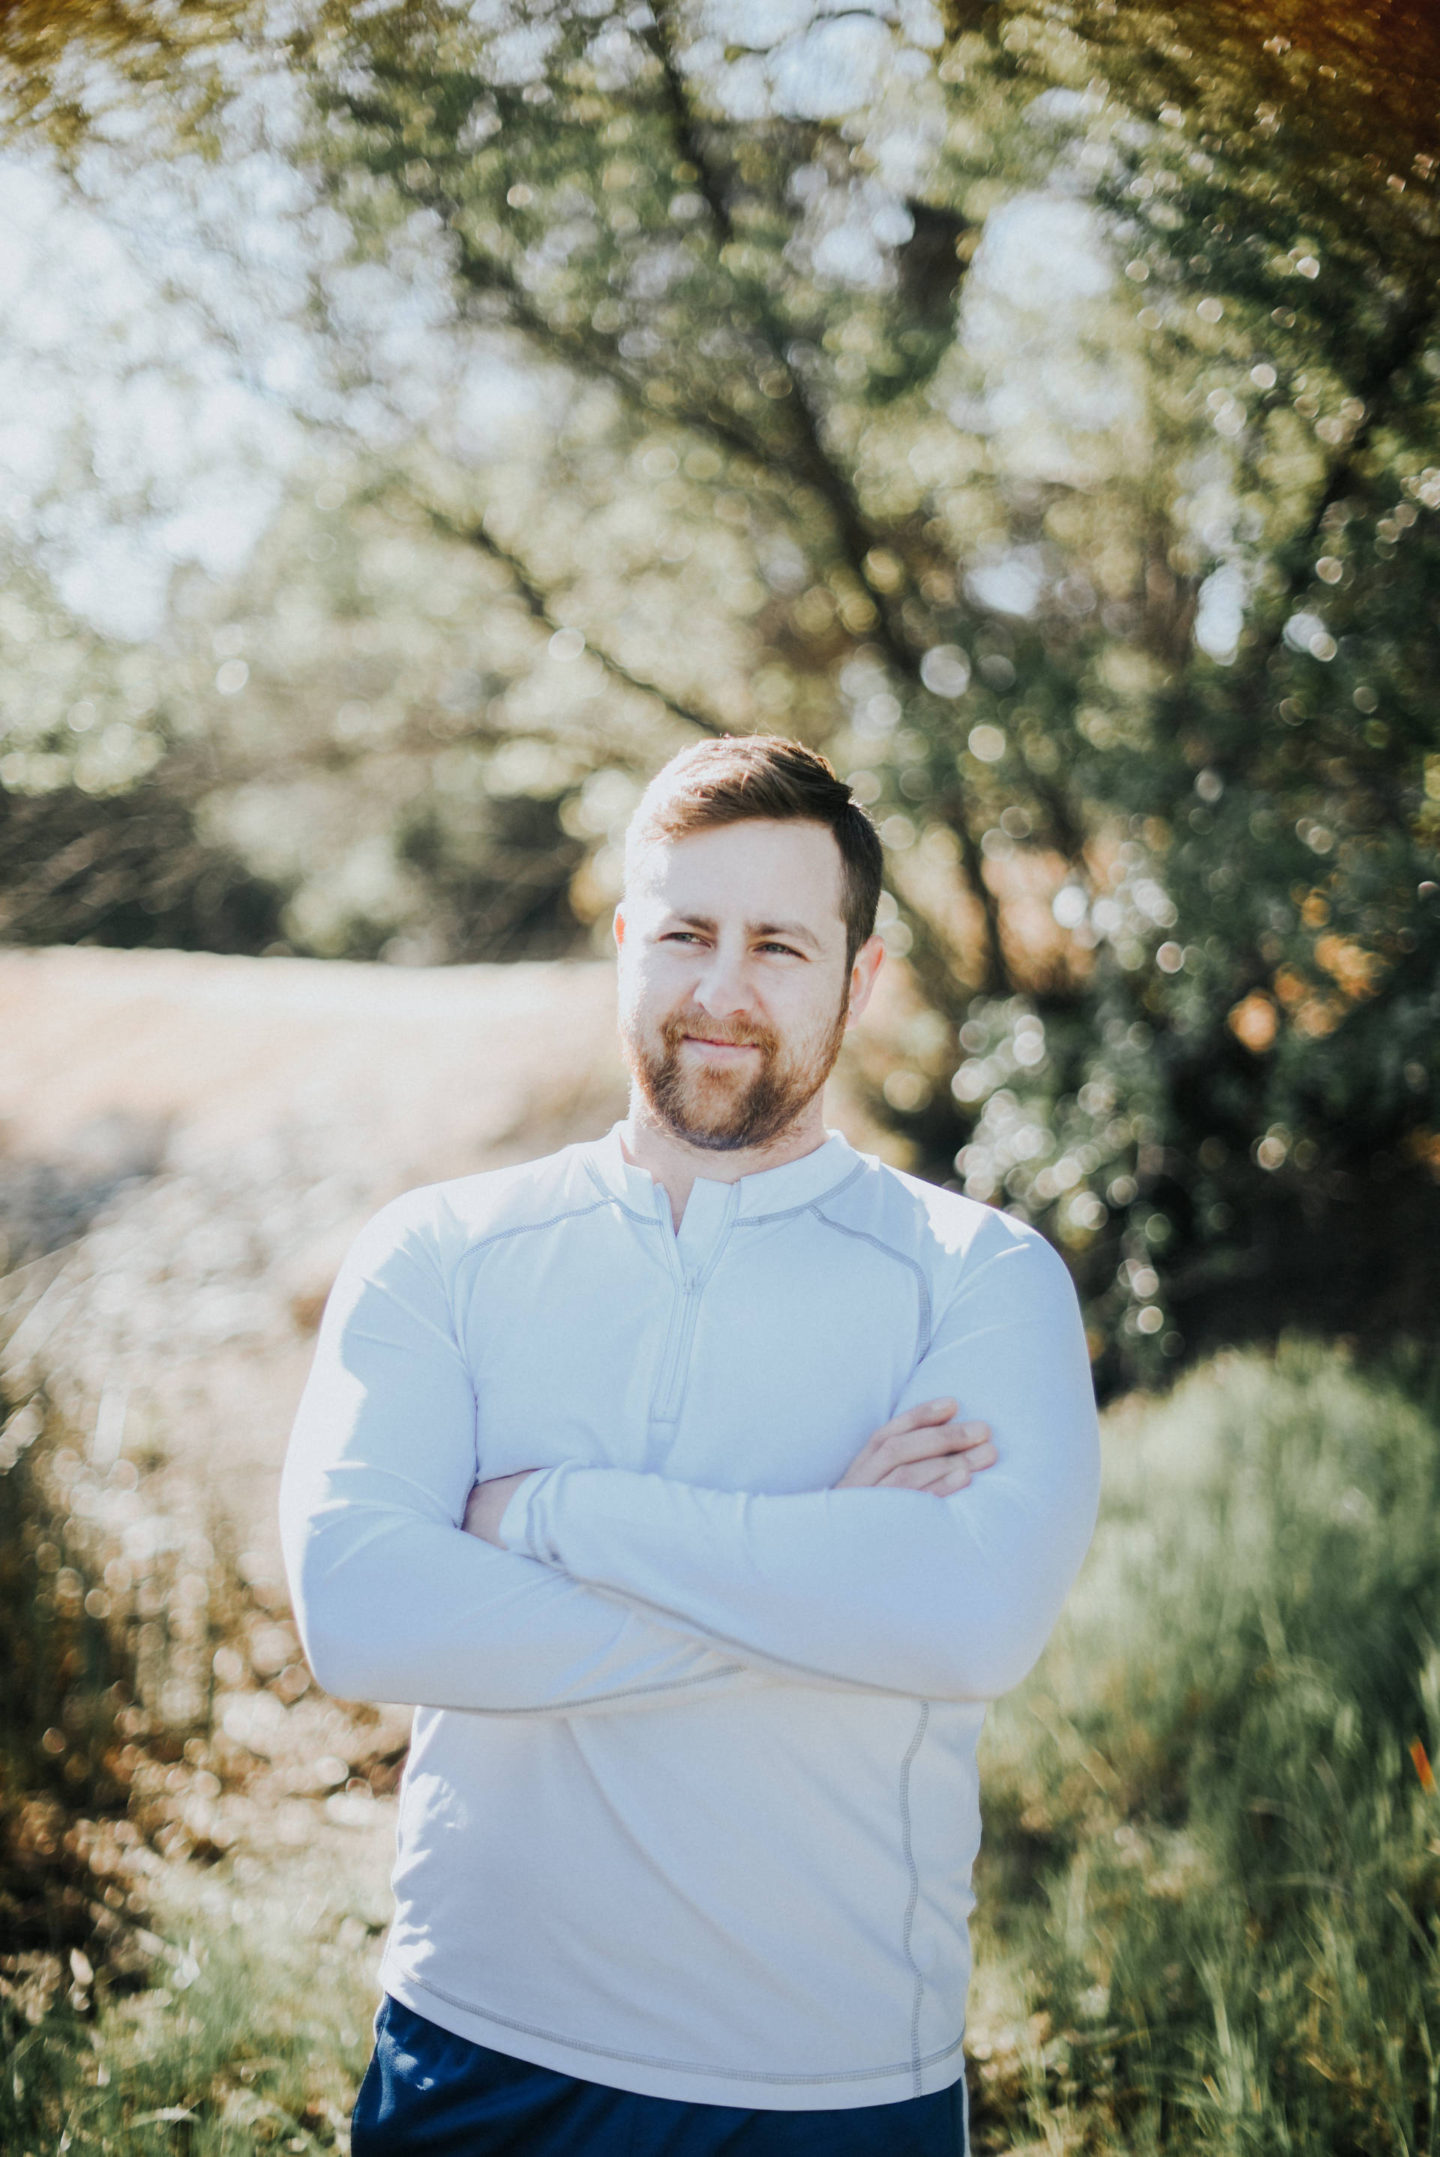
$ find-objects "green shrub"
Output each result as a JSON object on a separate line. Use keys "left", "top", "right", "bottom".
{"left": 973, "top": 1343, "right": 1440, "bottom": 2152}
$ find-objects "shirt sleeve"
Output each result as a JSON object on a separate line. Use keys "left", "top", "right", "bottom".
{"left": 500, "top": 1223, "right": 1101, "bottom": 1702}
{"left": 278, "top": 1196, "right": 772, "bottom": 1719}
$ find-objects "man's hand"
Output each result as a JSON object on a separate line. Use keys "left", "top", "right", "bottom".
{"left": 834, "top": 1399, "right": 996, "bottom": 1496}
{"left": 463, "top": 1470, "right": 539, "bottom": 1547}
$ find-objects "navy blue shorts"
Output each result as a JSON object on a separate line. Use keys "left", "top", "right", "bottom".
{"left": 352, "top": 1996, "right": 968, "bottom": 2155}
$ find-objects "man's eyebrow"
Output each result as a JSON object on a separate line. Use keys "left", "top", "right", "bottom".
{"left": 664, "top": 912, "right": 824, "bottom": 951}
{"left": 749, "top": 919, "right": 822, "bottom": 951}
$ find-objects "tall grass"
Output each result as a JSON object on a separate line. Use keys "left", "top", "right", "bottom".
{"left": 1, "top": 1871, "right": 380, "bottom": 2155}
{"left": 1, "top": 1359, "right": 379, "bottom": 2153}
{"left": 972, "top": 1343, "right": 1440, "bottom": 2154}
{"left": 0, "top": 1358, "right": 248, "bottom": 1985}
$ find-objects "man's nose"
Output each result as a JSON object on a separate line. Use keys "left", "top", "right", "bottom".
{"left": 691, "top": 943, "right": 755, "bottom": 1019}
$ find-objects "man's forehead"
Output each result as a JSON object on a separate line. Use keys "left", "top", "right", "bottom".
{"left": 627, "top": 819, "right": 846, "bottom": 924}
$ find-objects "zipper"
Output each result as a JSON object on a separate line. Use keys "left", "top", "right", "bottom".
{"left": 648, "top": 1186, "right": 738, "bottom": 1427}
{"left": 650, "top": 1274, "right": 699, "bottom": 1425}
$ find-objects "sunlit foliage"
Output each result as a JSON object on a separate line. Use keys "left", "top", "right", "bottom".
{"left": 0, "top": 0, "right": 249, "bottom": 145}
{"left": 284, "top": 0, "right": 1440, "bottom": 1384}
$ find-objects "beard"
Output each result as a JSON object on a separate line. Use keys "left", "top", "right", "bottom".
{"left": 623, "top": 994, "right": 850, "bottom": 1152}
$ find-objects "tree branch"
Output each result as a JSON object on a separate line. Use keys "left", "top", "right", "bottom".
{"left": 644, "top": 2, "right": 919, "bottom": 670}
{"left": 1255, "top": 287, "right": 1437, "bottom": 668}
{"left": 644, "top": 1, "right": 1016, "bottom": 992}
{"left": 935, "top": 788, "right": 1012, "bottom": 997}
{"left": 420, "top": 174, "right": 818, "bottom": 491}
{"left": 417, "top": 499, "right": 726, "bottom": 740}
{"left": 1203, "top": 283, "right": 1438, "bottom": 725}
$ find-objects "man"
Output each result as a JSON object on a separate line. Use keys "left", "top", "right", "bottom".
{"left": 280, "top": 735, "right": 1101, "bottom": 2155}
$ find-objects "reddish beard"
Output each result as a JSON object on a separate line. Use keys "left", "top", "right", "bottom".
{"left": 626, "top": 997, "right": 850, "bottom": 1152}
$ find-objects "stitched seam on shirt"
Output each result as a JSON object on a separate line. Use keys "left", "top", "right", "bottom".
{"left": 734, "top": 1158, "right": 868, "bottom": 1225}
{"left": 386, "top": 1963, "right": 965, "bottom": 2085}
{"left": 899, "top": 1701, "right": 931, "bottom": 2096}
{"left": 469, "top": 1199, "right": 634, "bottom": 1251}
{"left": 449, "top": 1196, "right": 655, "bottom": 1318}
{"left": 581, "top": 1157, "right": 668, "bottom": 1224}
{"left": 806, "top": 1208, "right": 934, "bottom": 1363}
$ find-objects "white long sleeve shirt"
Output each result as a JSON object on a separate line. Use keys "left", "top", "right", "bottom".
{"left": 279, "top": 1126, "right": 1100, "bottom": 2111}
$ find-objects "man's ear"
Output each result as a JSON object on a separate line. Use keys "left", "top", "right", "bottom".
{"left": 612, "top": 903, "right": 626, "bottom": 952}
{"left": 844, "top": 934, "right": 886, "bottom": 1027}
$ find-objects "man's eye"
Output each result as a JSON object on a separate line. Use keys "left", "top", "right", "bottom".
{"left": 661, "top": 931, "right": 703, "bottom": 944}
{"left": 758, "top": 942, "right": 802, "bottom": 958}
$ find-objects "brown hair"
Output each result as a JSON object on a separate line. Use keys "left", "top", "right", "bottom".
{"left": 625, "top": 736, "right": 884, "bottom": 968}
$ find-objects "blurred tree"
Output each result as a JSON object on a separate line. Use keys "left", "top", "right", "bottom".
{"left": 0, "top": 773, "right": 285, "bottom": 953}
{"left": 0, "top": 558, "right": 284, "bottom": 951}
{"left": 287, "top": 0, "right": 1440, "bottom": 1385}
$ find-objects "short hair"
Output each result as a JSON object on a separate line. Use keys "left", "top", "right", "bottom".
{"left": 625, "top": 736, "right": 884, "bottom": 968}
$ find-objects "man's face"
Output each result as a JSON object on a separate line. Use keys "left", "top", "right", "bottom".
{"left": 614, "top": 818, "right": 879, "bottom": 1152}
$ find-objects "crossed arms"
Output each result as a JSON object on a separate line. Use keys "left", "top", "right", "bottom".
{"left": 279, "top": 1205, "right": 1101, "bottom": 1717}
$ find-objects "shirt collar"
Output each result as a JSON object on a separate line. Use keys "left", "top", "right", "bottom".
{"left": 584, "top": 1123, "right": 863, "bottom": 1221}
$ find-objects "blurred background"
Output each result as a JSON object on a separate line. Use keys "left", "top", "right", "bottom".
{"left": 1, "top": 2, "right": 1437, "bottom": 2150}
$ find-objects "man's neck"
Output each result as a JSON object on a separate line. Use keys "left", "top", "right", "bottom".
{"left": 620, "top": 1094, "right": 830, "bottom": 1227}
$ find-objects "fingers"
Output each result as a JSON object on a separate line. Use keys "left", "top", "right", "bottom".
{"left": 833, "top": 1403, "right": 995, "bottom": 1489}
{"left": 877, "top": 1451, "right": 988, "bottom": 1493}
{"left": 930, "top": 1462, "right": 978, "bottom": 1497}
{"left": 883, "top": 1405, "right": 994, "bottom": 1454}
{"left": 874, "top": 1417, "right": 992, "bottom": 1471}
{"left": 876, "top": 1398, "right": 959, "bottom": 1441}
{"left": 877, "top": 1457, "right": 968, "bottom": 1492}
{"left": 953, "top": 1423, "right": 995, "bottom": 1459}
{"left": 873, "top": 1431, "right": 997, "bottom": 1495}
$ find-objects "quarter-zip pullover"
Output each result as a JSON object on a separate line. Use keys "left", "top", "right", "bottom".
{"left": 280, "top": 1127, "right": 1100, "bottom": 2111}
